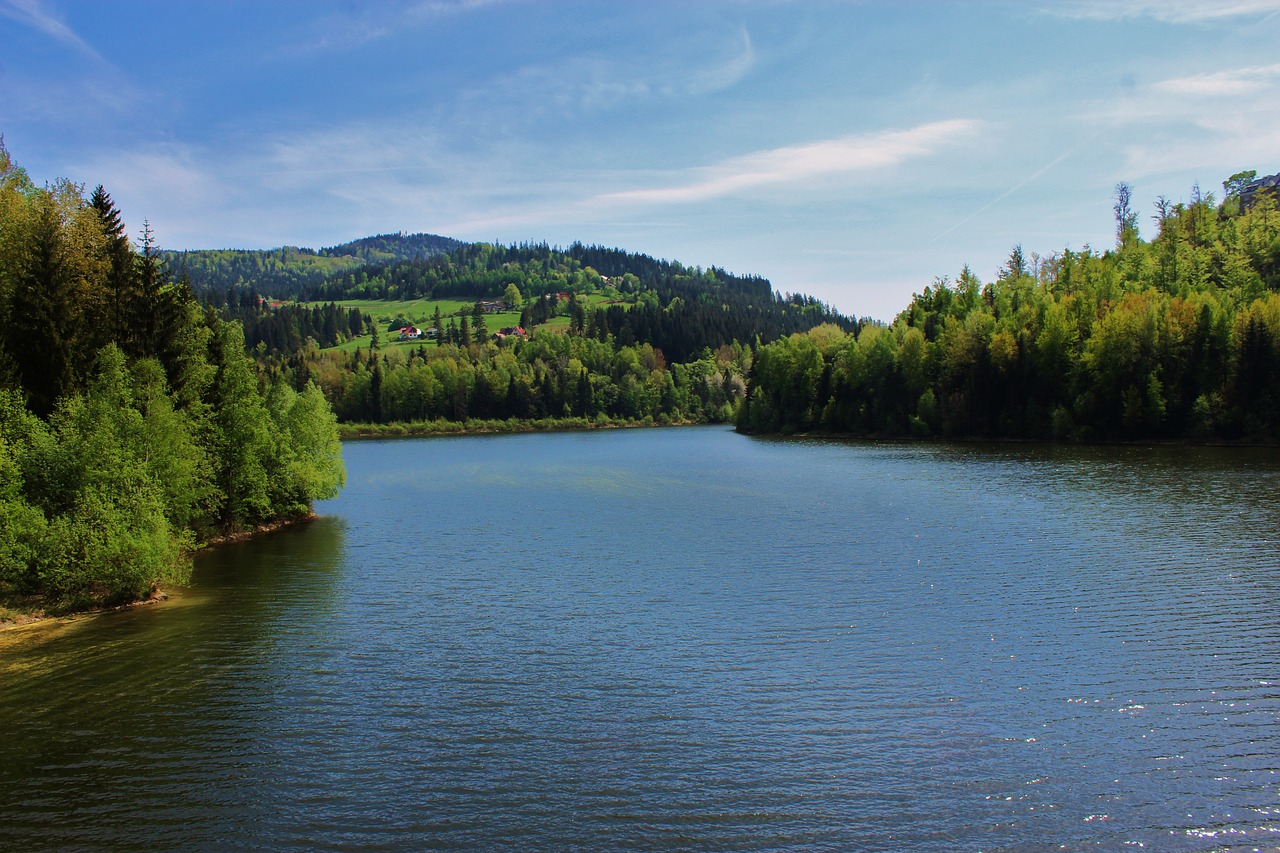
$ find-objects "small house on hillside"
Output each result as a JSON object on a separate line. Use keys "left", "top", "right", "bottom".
{"left": 1242, "top": 172, "right": 1280, "bottom": 210}
{"left": 398, "top": 326, "right": 423, "bottom": 340}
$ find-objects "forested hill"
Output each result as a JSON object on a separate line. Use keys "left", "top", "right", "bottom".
{"left": 211, "top": 238, "right": 854, "bottom": 365}
{"left": 221, "top": 238, "right": 776, "bottom": 305}
{"left": 196, "top": 237, "right": 855, "bottom": 430}
{"left": 740, "top": 172, "right": 1280, "bottom": 443}
{"left": 162, "top": 231, "right": 462, "bottom": 297}
{"left": 319, "top": 232, "right": 462, "bottom": 260}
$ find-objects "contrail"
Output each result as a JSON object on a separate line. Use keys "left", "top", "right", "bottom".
{"left": 930, "top": 136, "right": 1096, "bottom": 245}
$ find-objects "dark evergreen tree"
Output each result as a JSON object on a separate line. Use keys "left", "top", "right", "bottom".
{"left": 89, "top": 185, "right": 136, "bottom": 347}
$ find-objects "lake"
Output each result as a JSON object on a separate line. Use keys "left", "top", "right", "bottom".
{"left": 3, "top": 425, "right": 1279, "bottom": 851}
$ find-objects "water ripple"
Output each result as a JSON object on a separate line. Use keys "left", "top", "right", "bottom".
{"left": 3, "top": 429, "right": 1280, "bottom": 851}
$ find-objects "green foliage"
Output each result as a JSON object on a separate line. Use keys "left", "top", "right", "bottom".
{"left": 0, "top": 355, "right": 185, "bottom": 603}
{"left": 206, "top": 239, "right": 848, "bottom": 363}
{"left": 292, "top": 330, "right": 752, "bottom": 428}
{"left": 741, "top": 173, "right": 1280, "bottom": 443}
{"left": 202, "top": 236, "right": 845, "bottom": 431}
{"left": 266, "top": 379, "right": 345, "bottom": 514}
{"left": 0, "top": 145, "right": 346, "bottom": 610}
{"left": 162, "top": 233, "right": 462, "bottom": 300}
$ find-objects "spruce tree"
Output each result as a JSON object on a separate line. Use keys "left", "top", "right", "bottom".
{"left": 7, "top": 193, "right": 77, "bottom": 415}
{"left": 89, "top": 185, "right": 135, "bottom": 348}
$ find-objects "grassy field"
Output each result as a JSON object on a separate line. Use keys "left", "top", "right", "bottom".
{"left": 304, "top": 293, "right": 629, "bottom": 324}
{"left": 299, "top": 293, "right": 635, "bottom": 352}
{"left": 321, "top": 298, "right": 475, "bottom": 325}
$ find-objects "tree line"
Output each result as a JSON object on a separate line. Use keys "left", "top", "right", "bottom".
{"left": 211, "top": 239, "right": 853, "bottom": 428}
{"left": 740, "top": 174, "right": 1280, "bottom": 442}
{"left": 282, "top": 333, "right": 752, "bottom": 428}
{"left": 226, "top": 298, "right": 369, "bottom": 353}
{"left": 0, "top": 141, "right": 345, "bottom": 610}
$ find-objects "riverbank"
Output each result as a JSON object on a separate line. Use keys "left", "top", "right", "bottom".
{"left": 0, "top": 584, "right": 170, "bottom": 633}
{"left": 0, "top": 512, "right": 319, "bottom": 632}
{"left": 733, "top": 424, "right": 1280, "bottom": 448}
{"left": 339, "top": 414, "right": 708, "bottom": 439}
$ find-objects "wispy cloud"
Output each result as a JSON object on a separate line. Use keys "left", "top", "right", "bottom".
{"left": 598, "top": 120, "right": 980, "bottom": 206}
{"left": 458, "top": 23, "right": 756, "bottom": 120}
{"left": 1051, "top": 0, "right": 1280, "bottom": 23}
{"left": 1153, "top": 63, "right": 1280, "bottom": 97}
{"left": 684, "top": 26, "right": 755, "bottom": 96}
{"left": 68, "top": 143, "right": 233, "bottom": 243}
{"left": 406, "top": 0, "right": 517, "bottom": 19}
{"left": 0, "top": 0, "right": 102, "bottom": 61}
{"left": 290, "top": 0, "right": 517, "bottom": 54}
{"left": 1077, "top": 60, "right": 1280, "bottom": 133}
{"left": 1118, "top": 106, "right": 1280, "bottom": 183}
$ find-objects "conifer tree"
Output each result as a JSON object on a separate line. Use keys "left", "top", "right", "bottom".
{"left": 6, "top": 192, "right": 82, "bottom": 415}
{"left": 89, "top": 185, "right": 135, "bottom": 347}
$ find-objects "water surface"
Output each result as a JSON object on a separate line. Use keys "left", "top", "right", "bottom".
{"left": 3, "top": 427, "right": 1279, "bottom": 850}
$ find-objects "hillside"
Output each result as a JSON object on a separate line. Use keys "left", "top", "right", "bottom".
{"left": 213, "top": 239, "right": 855, "bottom": 364}
{"left": 740, "top": 174, "right": 1280, "bottom": 442}
{"left": 162, "top": 231, "right": 463, "bottom": 297}
{"left": 193, "top": 237, "right": 855, "bottom": 429}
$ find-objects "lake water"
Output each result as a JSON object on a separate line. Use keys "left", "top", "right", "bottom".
{"left": 3, "top": 426, "right": 1280, "bottom": 851}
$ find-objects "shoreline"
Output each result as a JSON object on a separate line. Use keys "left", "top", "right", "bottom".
{"left": 338, "top": 416, "right": 710, "bottom": 440}
{"left": 0, "top": 512, "right": 319, "bottom": 633}
{"left": 734, "top": 426, "right": 1280, "bottom": 448}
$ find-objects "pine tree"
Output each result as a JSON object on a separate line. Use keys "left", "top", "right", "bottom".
{"left": 6, "top": 193, "right": 80, "bottom": 415}
{"left": 89, "top": 185, "right": 135, "bottom": 347}
{"left": 133, "top": 220, "right": 165, "bottom": 356}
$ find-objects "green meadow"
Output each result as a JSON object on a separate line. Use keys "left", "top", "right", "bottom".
{"left": 299, "top": 293, "right": 633, "bottom": 351}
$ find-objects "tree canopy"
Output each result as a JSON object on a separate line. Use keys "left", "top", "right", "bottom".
{"left": 740, "top": 174, "right": 1280, "bottom": 442}
{"left": 0, "top": 141, "right": 344, "bottom": 609}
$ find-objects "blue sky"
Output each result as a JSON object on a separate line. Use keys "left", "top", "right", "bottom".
{"left": 3, "top": 0, "right": 1279, "bottom": 320}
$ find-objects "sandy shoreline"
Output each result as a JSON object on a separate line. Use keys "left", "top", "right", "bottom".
{"left": 0, "top": 512, "right": 318, "bottom": 633}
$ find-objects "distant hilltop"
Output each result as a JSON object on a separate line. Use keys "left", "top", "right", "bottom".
{"left": 163, "top": 232, "right": 465, "bottom": 294}
{"left": 317, "top": 232, "right": 465, "bottom": 260}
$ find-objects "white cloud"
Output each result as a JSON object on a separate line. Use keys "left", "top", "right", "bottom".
{"left": 597, "top": 120, "right": 981, "bottom": 206}
{"left": 1077, "top": 61, "right": 1280, "bottom": 137}
{"left": 1119, "top": 115, "right": 1280, "bottom": 183}
{"left": 1051, "top": 0, "right": 1280, "bottom": 23}
{"left": 1153, "top": 64, "right": 1280, "bottom": 97}
{"left": 0, "top": 0, "right": 103, "bottom": 60}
